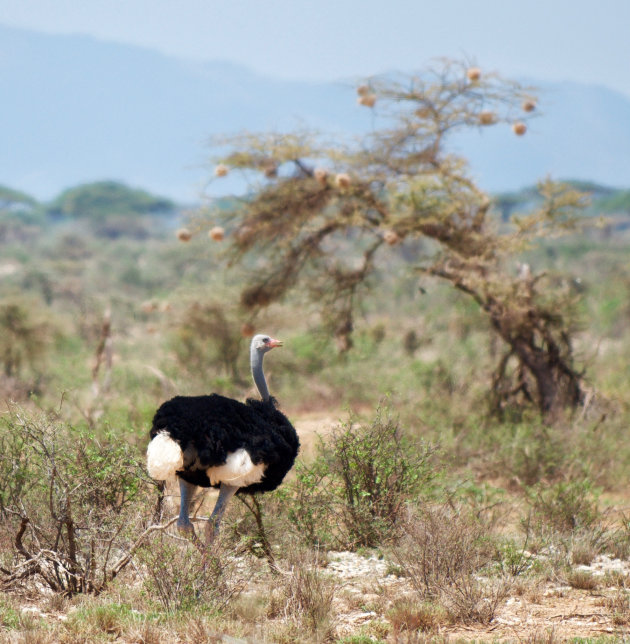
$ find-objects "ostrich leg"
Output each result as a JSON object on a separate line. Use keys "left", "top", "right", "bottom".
{"left": 177, "top": 478, "right": 197, "bottom": 532}
{"left": 205, "top": 483, "right": 239, "bottom": 544}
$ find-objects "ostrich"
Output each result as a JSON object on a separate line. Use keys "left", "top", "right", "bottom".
{"left": 146, "top": 334, "right": 299, "bottom": 542}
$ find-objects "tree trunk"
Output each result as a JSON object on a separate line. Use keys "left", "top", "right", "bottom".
{"left": 504, "top": 333, "right": 582, "bottom": 416}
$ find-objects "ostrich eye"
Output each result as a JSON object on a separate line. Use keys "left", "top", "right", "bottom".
{"left": 263, "top": 337, "right": 270, "bottom": 344}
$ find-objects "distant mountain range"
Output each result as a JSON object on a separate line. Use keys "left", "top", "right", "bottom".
{"left": 2, "top": 24, "right": 629, "bottom": 202}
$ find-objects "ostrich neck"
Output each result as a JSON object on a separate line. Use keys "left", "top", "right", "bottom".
{"left": 250, "top": 349, "right": 270, "bottom": 401}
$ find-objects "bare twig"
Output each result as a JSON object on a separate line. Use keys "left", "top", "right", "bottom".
{"left": 238, "top": 494, "right": 281, "bottom": 575}
{"left": 108, "top": 517, "right": 178, "bottom": 581}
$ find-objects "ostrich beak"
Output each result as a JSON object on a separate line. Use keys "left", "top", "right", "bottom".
{"left": 268, "top": 338, "right": 283, "bottom": 348}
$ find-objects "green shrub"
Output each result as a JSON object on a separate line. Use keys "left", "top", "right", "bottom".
{"left": 280, "top": 455, "right": 339, "bottom": 548}
{"left": 281, "top": 406, "right": 439, "bottom": 548}
{"left": 505, "top": 422, "right": 566, "bottom": 486}
{"left": 169, "top": 300, "right": 245, "bottom": 383}
{"left": 0, "top": 408, "right": 153, "bottom": 595}
{"left": 0, "top": 598, "right": 20, "bottom": 630}
{"left": 0, "top": 298, "right": 51, "bottom": 379}
{"left": 525, "top": 478, "right": 602, "bottom": 537}
{"left": 287, "top": 330, "right": 334, "bottom": 375}
{"left": 496, "top": 538, "right": 538, "bottom": 577}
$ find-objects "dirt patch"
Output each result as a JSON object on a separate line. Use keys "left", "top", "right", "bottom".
{"left": 326, "top": 551, "right": 628, "bottom": 641}
{"left": 293, "top": 412, "right": 341, "bottom": 460}
{"left": 445, "top": 591, "right": 616, "bottom": 640}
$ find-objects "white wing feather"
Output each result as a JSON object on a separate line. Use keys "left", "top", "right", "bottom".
{"left": 146, "top": 432, "right": 183, "bottom": 480}
{"left": 207, "top": 449, "right": 265, "bottom": 487}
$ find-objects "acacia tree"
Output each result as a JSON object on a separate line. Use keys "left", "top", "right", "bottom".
{"left": 201, "top": 60, "right": 587, "bottom": 417}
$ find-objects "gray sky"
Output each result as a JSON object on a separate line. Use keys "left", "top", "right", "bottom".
{"left": 3, "top": 0, "right": 630, "bottom": 97}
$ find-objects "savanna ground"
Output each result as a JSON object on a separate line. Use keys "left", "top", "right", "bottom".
{"left": 1, "top": 186, "right": 630, "bottom": 644}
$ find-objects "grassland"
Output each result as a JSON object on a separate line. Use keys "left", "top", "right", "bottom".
{"left": 1, "top": 194, "right": 630, "bottom": 643}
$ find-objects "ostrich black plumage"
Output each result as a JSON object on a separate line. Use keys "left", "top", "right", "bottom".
{"left": 146, "top": 334, "right": 300, "bottom": 542}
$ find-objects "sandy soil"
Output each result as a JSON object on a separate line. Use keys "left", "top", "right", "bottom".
{"left": 12, "top": 552, "right": 629, "bottom": 642}
{"left": 326, "top": 550, "right": 629, "bottom": 641}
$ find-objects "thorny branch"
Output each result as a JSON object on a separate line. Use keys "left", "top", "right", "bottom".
{"left": 1, "top": 515, "right": 181, "bottom": 594}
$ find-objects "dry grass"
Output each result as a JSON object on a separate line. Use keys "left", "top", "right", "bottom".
{"left": 567, "top": 569, "right": 599, "bottom": 590}
{"left": 570, "top": 540, "right": 598, "bottom": 566}
{"left": 387, "top": 598, "right": 447, "bottom": 634}
{"left": 389, "top": 505, "right": 513, "bottom": 625}
{"left": 601, "top": 569, "right": 629, "bottom": 589}
{"left": 520, "top": 627, "right": 561, "bottom": 644}
{"left": 605, "top": 590, "right": 630, "bottom": 626}
{"left": 228, "top": 592, "right": 269, "bottom": 624}
{"left": 136, "top": 535, "right": 246, "bottom": 613}
{"left": 511, "top": 577, "right": 546, "bottom": 604}
{"left": 268, "top": 546, "right": 339, "bottom": 641}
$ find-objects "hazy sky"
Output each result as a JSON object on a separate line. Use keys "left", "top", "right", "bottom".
{"left": 3, "top": 0, "right": 630, "bottom": 98}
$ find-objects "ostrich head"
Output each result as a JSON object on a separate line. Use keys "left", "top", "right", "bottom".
{"left": 250, "top": 334, "right": 283, "bottom": 400}
{"left": 251, "top": 334, "right": 283, "bottom": 353}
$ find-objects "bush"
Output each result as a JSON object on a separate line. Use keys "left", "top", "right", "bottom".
{"left": 567, "top": 569, "right": 599, "bottom": 590}
{"left": 169, "top": 300, "right": 246, "bottom": 383}
{"left": 0, "top": 597, "right": 20, "bottom": 630}
{"left": 504, "top": 423, "right": 566, "bottom": 486}
{"left": 608, "top": 515, "right": 630, "bottom": 560}
{"left": 0, "top": 298, "right": 51, "bottom": 379}
{"left": 524, "top": 478, "right": 602, "bottom": 537}
{"left": 0, "top": 408, "right": 153, "bottom": 595}
{"left": 281, "top": 406, "right": 439, "bottom": 548}
{"left": 390, "top": 505, "right": 510, "bottom": 624}
{"left": 137, "top": 539, "right": 244, "bottom": 612}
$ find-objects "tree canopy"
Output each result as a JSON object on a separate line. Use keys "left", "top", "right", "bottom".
{"left": 0, "top": 185, "right": 38, "bottom": 210}
{"left": 200, "top": 59, "right": 588, "bottom": 417}
{"left": 48, "top": 181, "right": 174, "bottom": 221}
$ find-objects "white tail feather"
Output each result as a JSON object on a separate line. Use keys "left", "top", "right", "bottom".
{"left": 207, "top": 448, "right": 265, "bottom": 487}
{"left": 146, "top": 432, "right": 183, "bottom": 480}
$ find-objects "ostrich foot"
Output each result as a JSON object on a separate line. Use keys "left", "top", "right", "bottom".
{"left": 177, "top": 520, "right": 194, "bottom": 534}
